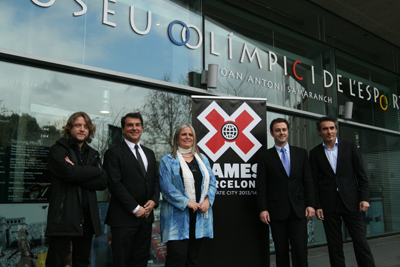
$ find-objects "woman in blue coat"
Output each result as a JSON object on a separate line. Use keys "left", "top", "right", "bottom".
{"left": 159, "top": 124, "right": 217, "bottom": 267}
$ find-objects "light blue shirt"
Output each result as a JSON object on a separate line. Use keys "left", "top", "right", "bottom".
{"left": 323, "top": 138, "right": 338, "bottom": 174}
{"left": 275, "top": 143, "right": 290, "bottom": 166}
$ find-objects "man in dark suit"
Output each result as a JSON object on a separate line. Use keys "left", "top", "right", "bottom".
{"left": 257, "top": 118, "right": 315, "bottom": 267}
{"left": 309, "top": 116, "right": 375, "bottom": 267}
{"left": 104, "top": 112, "right": 160, "bottom": 267}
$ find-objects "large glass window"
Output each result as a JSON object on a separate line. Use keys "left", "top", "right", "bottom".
{"left": 205, "top": 0, "right": 338, "bottom": 116}
{"left": 336, "top": 50, "right": 400, "bottom": 131}
{"left": 340, "top": 123, "right": 400, "bottom": 237}
{"left": 0, "top": 0, "right": 202, "bottom": 85}
{"left": 1, "top": 1, "right": 400, "bottom": 266}
{"left": 0, "top": 60, "right": 192, "bottom": 266}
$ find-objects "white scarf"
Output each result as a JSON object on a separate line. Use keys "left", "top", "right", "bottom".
{"left": 177, "top": 146, "right": 210, "bottom": 218}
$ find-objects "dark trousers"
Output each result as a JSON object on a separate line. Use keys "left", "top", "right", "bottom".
{"left": 111, "top": 220, "right": 152, "bottom": 267}
{"left": 323, "top": 195, "right": 376, "bottom": 267}
{"left": 270, "top": 207, "right": 308, "bottom": 267}
{"left": 165, "top": 211, "right": 203, "bottom": 267}
{"left": 45, "top": 223, "right": 94, "bottom": 267}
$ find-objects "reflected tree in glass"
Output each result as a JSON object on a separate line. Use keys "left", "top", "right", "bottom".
{"left": 141, "top": 91, "right": 192, "bottom": 160}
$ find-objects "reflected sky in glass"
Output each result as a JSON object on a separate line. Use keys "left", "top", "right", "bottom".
{"left": 0, "top": 60, "right": 191, "bottom": 160}
{"left": 0, "top": 0, "right": 202, "bottom": 85}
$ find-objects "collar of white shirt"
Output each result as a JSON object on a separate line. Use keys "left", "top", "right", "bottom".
{"left": 124, "top": 139, "right": 141, "bottom": 152}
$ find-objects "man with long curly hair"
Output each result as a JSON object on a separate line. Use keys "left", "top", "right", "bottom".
{"left": 45, "top": 111, "right": 107, "bottom": 267}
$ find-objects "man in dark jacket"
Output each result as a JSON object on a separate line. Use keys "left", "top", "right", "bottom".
{"left": 104, "top": 112, "right": 160, "bottom": 267}
{"left": 309, "top": 116, "right": 375, "bottom": 267}
{"left": 45, "top": 111, "right": 107, "bottom": 267}
{"left": 257, "top": 118, "right": 315, "bottom": 267}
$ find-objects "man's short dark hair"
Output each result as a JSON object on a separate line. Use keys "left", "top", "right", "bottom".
{"left": 121, "top": 112, "right": 144, "bottom": 128}
{"left": 270, "top": 118, "right": 289, "bottom": 132}
{"left": 316, "top": 116, "right": 338, "bottom": 131}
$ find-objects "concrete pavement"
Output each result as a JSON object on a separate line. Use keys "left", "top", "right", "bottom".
{"left": 270, "top": 234, "right": 400, "bottom": 267}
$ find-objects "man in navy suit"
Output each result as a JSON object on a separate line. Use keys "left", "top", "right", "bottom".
{"left": 104, "top": 112, "right": 160, "bottom": 267}
{"left": 257, "top": 118, "right": 315, "bottom": 267}
{"left": 309, "top": 116, "right": 375, "bottom": 267}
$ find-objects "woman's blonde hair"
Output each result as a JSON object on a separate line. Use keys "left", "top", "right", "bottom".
{"left": 171, "top": 124, "right": 200, "bottom": 158}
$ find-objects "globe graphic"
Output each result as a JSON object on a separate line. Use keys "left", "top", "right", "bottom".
{"left": 221, "top": 123, "right": 238, "bottom": 141}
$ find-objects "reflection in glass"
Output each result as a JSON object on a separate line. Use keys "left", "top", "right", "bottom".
{"left": 0, "top": 0, "right": 203, "bottom": 86}
{"left": 341, "top": 124, "right": 400, "bottom": 237}
{"left": 336, "top": 51, "right": 400, "bottom": 131}
{"left": 0, "top": 60, "right": 193, "bottom": 266}
{"left": 205, "top": 1, "right": 337, "bottom": 115}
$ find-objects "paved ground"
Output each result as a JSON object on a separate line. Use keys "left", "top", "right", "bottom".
{"left": 270, "top": 234, "right": 400, "bottom": 267}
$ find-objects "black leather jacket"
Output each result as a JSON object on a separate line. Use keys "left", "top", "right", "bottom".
{"left": 45, "top": 138, "right": 107, "bottom": 237}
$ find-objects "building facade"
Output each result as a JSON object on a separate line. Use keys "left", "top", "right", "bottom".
{"left": 0, "top": 0, "right": 399, "bottom": 266}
